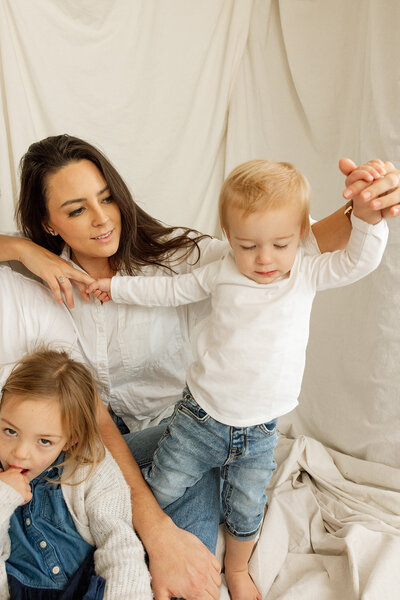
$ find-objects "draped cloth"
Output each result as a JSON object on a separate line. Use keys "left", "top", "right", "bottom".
{"left": 1, "top": 1, "right": 399, "bottom": 597}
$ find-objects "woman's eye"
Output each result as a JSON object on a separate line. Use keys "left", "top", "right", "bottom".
{"left": 241, "top": 245, "right": 255, "bottom": 250}
{"left": 101, "top": 195, "right": 113, "bottom": 204}
{"left": 38, "top": 438, "right": 52, "bottom": 447}
{"left": 68, "top": 207, "right": 84, "bottom": 217}
{"left": 4, "top": 428, "right": 17, "bottom": 437}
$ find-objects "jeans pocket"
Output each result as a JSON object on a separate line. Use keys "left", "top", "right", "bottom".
{"left": 257, "top": 418, "right": 278, "bottom": 436}
{"left": 178, "top": 389, "right": 210, "bottom": 424}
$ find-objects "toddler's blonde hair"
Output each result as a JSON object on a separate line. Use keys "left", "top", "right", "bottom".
{"left": 1, "top": 349, "right": 105, "bottom": 484}
{"left": 219, "top": 159, "right": 310, "bottom": 237}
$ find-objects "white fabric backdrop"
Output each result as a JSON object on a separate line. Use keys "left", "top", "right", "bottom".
{"left": 1, "top": 1, "right": 399, "bottom": 598}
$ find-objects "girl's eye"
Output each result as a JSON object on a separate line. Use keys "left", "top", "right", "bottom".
{"left": 274, "top": 244, "right": 288, "bottom": 249}
{"left": 4, "top": 428, "right": 17, "bottom": 437}
{"left": 241, "top": 245, "right": 255, "bottom": 250}
{"left": 68, "top": 207, "right": 84, "bottom": 218}
{"left": 38, "top": 438, "right": 52, "bottom": 447}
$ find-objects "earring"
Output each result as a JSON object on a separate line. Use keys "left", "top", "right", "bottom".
{"left": 48, "top": 228, "right": 57, "bottom": 236}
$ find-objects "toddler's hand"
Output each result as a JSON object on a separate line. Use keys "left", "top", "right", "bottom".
{"left": 86, "top": 278, "right": 112, "bottom": 303}
{"left": 0, "top": 468, "right": 32, "bottom": 504}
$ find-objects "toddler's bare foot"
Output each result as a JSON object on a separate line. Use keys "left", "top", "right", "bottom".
{"left": 225, "top": 567, "right": 261, "bottom": 600}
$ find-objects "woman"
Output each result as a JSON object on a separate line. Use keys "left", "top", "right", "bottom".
{"left": 1, "top": 135, "right": 399, "bottom": 600}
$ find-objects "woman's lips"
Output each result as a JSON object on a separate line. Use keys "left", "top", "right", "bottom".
{"left": 91, "top": 229, "right": 114, "bottom": 242}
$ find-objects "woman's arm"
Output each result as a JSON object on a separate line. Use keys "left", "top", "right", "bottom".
{"left": 311, "top": 158, "right": 400, "bottom": 253}
{"left": 96, "top": 400, "right": 221, "bottom": 600}
{"left": 0, "top": 235, "right": 93, "bottom": 308}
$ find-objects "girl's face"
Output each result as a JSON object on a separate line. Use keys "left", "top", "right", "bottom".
{"left": 0, "top": 394, "right": 69, "bottom": 482}
{"left": 44, "top": 159, "right": 121, "bottom": 272}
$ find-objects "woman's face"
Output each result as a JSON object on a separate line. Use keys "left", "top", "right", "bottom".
{"left": 44, "top": 159, "right": 121, "bottom": 268}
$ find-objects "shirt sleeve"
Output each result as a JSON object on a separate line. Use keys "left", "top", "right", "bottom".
{"left": 111, "top": 259, "right": 221, "bottom": 307}
{"left": 84, "top": 453, "right": 153, "bottom": 600}
{"left": 304, "top": 214, "right": 388, "bottom": 291}
{"left": 0, "top": 481, "right": 23, "bottom": 599}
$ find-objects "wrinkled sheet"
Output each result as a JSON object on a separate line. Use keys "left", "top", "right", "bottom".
{"left": 217, "top": 434, "right": 400, "bottom": 599}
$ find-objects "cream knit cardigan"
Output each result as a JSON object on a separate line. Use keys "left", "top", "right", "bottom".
{"left": 0, "top": 449, "right": 153, "bottom": 599}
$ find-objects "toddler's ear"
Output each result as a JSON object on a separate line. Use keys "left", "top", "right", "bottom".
{"left": 299, "top": 223, "right": 310, "bottom": 241}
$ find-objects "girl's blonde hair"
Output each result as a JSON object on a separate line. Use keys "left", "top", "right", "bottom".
{"left": 219, "top": 159, "right": 310, "bottom": 237}
{"left": 1, "top": 349, "right": 105, "bottom": 484}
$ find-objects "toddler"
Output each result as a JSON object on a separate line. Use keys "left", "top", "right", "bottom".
{"left": 88, "top": 159, "right": 388, "bottom": 600}
{"left": 0, "top": 349, "right": 152, "bottom": 600}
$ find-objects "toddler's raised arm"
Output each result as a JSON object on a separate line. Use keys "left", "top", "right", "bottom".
{"left": 307, "top": 213, "right": 388, "bottom": 291}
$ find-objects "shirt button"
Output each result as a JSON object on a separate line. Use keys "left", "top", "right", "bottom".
{"left": 99, "top": 326, "right": 104, "bottom": 333}
{"left": 40, "top": 540, "right": 47, "bottom": 548}
{"left": 99, "top": 362, "right": 106, "bottom": 369}
{"left": 25, "top": 518, "right": 31, "bottom": 526}
{"left": 52, "top": 566, "right": 60, "bottom": 575}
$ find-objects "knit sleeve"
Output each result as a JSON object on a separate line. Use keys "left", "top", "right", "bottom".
{"left": 83, "top": 453, "right": 153, "bottom": 600}
{"left": 0, "top": 481, "right": 23, "bottom": 600}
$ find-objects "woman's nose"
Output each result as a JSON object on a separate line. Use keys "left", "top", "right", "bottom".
{"left": 92, "top": 206, "right": 108, "bottom": 226}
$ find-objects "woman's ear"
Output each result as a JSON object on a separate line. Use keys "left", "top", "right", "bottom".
{"left": 43, "top": 221, "right": 57, "bottom": 236}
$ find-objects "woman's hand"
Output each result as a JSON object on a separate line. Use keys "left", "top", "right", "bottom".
{"left": 148, "top": 519, "right": 221, "bottom": 600}
{"left": 5, "top": 237, "right": 94, "bottom": 308}
{"left": 339, "top": 158, "right": 400, "bottom": 219}
{"left": 0, "top": 468, "right": 32, "bottom": 504}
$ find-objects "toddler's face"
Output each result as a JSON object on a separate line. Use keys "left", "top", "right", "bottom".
{"left": 0, "top": 393, "right": 69, "bottom": 482}
{"left": 226, "top": 204, "right": 304, "bottom": 284}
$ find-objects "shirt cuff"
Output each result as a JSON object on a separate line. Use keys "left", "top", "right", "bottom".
{"left": 350, "top": 212, "right": 388, "bottom": 235}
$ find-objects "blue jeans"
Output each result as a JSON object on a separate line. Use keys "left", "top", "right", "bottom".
{"left": 142, "top": 387, "right": 278, "bottom": 540}
{"left": 123, "top": 418, "right": 221, "bottom": 554}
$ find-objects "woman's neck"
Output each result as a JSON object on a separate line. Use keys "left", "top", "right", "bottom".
{"left": 70, "top": 252, "right": 115, "bottom": 280}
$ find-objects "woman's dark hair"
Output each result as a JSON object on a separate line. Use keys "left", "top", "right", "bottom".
{"left": 16, "top": 134, "right": 209, "bottom": 274}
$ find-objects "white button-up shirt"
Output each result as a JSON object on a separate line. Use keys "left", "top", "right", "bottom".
{"left": 0, "top": 266, "right": 82, "bottom": 388}
{"left": 60, "top": 236, "right": 228, "bottom": 431}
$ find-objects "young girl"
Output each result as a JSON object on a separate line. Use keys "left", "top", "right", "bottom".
{"left": 88, "top": 159, "right": 388, "bottom": 600}
{"left": 0, "top": 349, "right": 152, "bottom": 600}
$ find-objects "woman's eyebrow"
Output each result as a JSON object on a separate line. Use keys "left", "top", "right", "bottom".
{"left": 60, "top": 186, "right": 110, "bottom": 208}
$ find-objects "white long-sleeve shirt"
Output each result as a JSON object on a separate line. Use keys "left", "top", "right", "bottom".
{"left": 0, "top": 266, "right": 84, "bottom": 389}
{"left": 111, "top": 215, "right": 388, "bottom": 427}
{"left": 0, "top": 450, "right": 152, "bottom": 600}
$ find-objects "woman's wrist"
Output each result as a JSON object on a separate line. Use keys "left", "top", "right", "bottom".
{"left": 140, "top": 510, "right": 176, "bottom": 556}
{"left": 0, "top": 234, "right": 31, "bottom": 263}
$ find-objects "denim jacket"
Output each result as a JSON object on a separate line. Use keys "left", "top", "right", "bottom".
{"left": 3, "top": 454, "right": 93, "bottom": 591}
